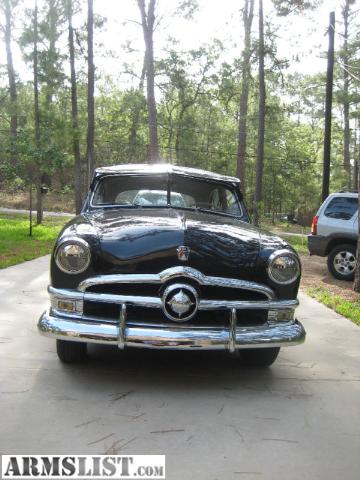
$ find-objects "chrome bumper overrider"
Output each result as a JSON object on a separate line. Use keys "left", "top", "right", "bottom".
{"left": 38, "top": 267, "right": 305, "bottom": 350}
{"left": 38, "top": 310, "right": 305, "bottom": 350}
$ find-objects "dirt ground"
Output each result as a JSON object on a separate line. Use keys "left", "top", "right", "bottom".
{"left": 300, "top": 253, "right": 360, "bottom": 302}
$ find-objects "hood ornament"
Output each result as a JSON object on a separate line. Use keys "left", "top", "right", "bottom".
{"left": 177, "top": 246, "right": 190, "bottom": 262}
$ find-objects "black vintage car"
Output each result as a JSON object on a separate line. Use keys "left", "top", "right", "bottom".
{"left": 38, "top": 164, "right": 305, "bottom": 366}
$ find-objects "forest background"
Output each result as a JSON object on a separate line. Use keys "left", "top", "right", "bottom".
{"left": 0, "top": 0, "right": 359, "bottom": 227}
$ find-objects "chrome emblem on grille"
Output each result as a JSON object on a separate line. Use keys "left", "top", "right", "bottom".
{"left": 167, "top": 290, "right": 193, "bottom": 315}
{"left": 177, "top": 246, "right": 190, "bottom": 262}
{"left": 162, "top": 283, "right": 198, "bottom": 322}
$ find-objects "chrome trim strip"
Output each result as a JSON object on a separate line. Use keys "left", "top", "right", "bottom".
{"left": 229, "top": 308, "right": 237, "bottom": 353}
{"left": 78, "top": 274, "right": 160, "bottom": 291}
{"left": 118, "top": 304, "right": 126, "bottom": 349}
{"left": 48, "top": 286, "right": 162, "bottom": 309}
{"left": 38, "top": 310, "right": 306, "bottom": 350}
{"left": 49, "top": 286, "right": 298, "bottom": 312}
{"left": 199, "top": 299, "right": 298, "bottom": 310}
{"left": 78, "top": 266, "right": 275, "bottom": 299}
{"left": 84, "top": 292, "right": 162, "bottom": 308}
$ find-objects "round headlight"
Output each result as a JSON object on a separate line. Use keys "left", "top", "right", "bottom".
{"left": 55, "top": 238, "right": 91, "bottom": 274}
{"left": 268, "top": 250, "right": 300, "bottom": 285}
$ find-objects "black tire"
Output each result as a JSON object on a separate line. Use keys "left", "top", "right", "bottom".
{"left": 56, "top": 340, "right": 87, "bottom": 363}
{"left": 240, "top": 347, "right": 280, "bottom": 367}
{"left": 327, "top": 244, "right": 356, "bottom": 281}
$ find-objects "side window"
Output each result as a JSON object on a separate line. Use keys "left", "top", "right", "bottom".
{"left": 225, "top": 189, "right": 240, "bottom": 215}
{"left": 324, "top": 197, "right": 358, "bottom": 220}
{"left": 93, "top": 182, "right": 105, "bottom": 204}
{"left": 209, "top": 187, "right": 242, "bottom": 216}
{"left": 209, "top": 189, "right": 221, "bottom": 211}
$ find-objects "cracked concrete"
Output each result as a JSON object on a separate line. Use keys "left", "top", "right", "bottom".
{"left": 0, "top": 255, "right": 359, "bottom": 480}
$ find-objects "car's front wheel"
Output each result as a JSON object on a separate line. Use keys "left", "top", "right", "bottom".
{"left": 240, "top": 347, "right": 280, "bottom": 367}
{"left": 327, "top": 244, "right": 356, "bottom": 281}
{"left": 56, "top": 340, "right": 87, "bottom": 363}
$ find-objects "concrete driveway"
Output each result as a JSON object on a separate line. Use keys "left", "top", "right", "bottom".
{"left": 0, "top": 256, "right": 359, "bottom": 480}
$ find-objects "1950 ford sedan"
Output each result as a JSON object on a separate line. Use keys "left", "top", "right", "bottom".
{"left": 38, "top": 164, "right": 305, "bottom": 366}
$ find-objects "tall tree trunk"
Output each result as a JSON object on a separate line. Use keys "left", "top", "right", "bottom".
{"left": 175, "top": 76, "right": 206, "bottom": 164}
{"left": 236, "top": 0, "right": 254, "bottom": 194}
{"left": 253, "top": 0, "right": 266, "bottom": 226}
{"left": 86, "top": 0, "right": 95, "bottom": 188}
{"left": 33, "top": 0, "right": 42, "bottom": 225}
{"left": 354, "top": 119, "right": 359, "bottom": 191}
{"left": 40, "top": 0, "right": 58, "bottom": 190}
{"left": 4, "top": 0, "right": 17, "bottom": 166}
{"left": 354, "top": 118, "right": 360, "bottom": 291}
{"left": 353, "top": 151, "right": 360, "bottom": 292}
{"left": 137, "top": 0, "right": 160, "bottom": 163}
{"left": 128, "top": 55, "right": 146, "bottom": 161}
{"left": 67, "top": 0, "right": 82, "bottom": 214}
{"left": 46, "top": 0, "right": 57, "bottom": 105}
{"left": 342, "top": 1, "right": 351, "bottom": 188}
{"left": 321, "top": 11, "right": 335, "bottom": 202}
{"left": 167, "top": 120, "right": 174, "bottom": 163}
{"left": 175, "top": 108, "right": 185, "bottom": 162}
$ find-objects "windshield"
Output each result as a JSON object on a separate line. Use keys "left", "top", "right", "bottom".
{"left": 92, "top": 174, "right": 243, "bottom": 218}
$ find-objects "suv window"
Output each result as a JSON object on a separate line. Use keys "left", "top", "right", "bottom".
{"left": 324, "top": 196, "right": 358, "bottom": 220}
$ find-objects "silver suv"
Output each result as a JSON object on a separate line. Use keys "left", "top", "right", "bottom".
{"left": 308, "top": 192, "right": 358, "bottom": 280}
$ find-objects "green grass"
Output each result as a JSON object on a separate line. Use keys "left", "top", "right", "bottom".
{"left": 262, "top": 221, "right": 309, "bottom": 235}
{"left": 261, "top": 221, "right": 309, "bottom": 254}
{"left": 307, "top": 286, "right": 360, "bottom": 327}
{"left": 284, "top": 235, "right": 308, "bottom": 254}
{"left": 0, "top": 213, "right": 72, "bottom": 269}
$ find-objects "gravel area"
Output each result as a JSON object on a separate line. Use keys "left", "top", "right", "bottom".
{"left": 300, "top": 253, "right": 359, "bottom": 302}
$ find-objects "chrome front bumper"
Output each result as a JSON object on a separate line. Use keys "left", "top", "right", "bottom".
{"left": 38, "top": 309, "right": 305, "bottom": 351}
{"left": 38, "top": 266, "right": 305, "bottom": 351}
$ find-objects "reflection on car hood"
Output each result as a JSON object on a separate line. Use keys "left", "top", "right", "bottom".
{"left": 86, "top": 207, "right": 262, "bottom": 279}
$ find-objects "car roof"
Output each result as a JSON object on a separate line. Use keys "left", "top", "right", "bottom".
{"left": 94, "top": 163, "right": 240, "bottom": 184}
{"left": 326, "top": 192, "right": 358, "bottom": 199}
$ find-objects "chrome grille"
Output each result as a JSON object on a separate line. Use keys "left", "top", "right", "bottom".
{"left": 49, "top": 266, "right": 298, "bottom": 330}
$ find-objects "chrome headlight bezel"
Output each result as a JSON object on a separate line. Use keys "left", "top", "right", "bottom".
{"left": 54, "top": 237, "right": 91, "bottom": 275}
{"left": 267, "top": 249, "right": 300, "bottom": 285}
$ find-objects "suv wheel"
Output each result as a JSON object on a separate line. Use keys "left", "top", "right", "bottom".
{"left": 327, "top": 244, "right": 356, "bottom": 281}
{"left": 240, "top": 347, "right": 280, "bottom": 367}
{"left": 56, "top": 340, "right": 87, "bottom": 363}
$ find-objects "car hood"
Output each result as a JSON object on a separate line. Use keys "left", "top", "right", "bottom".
{"left": 86, "top": 208, "right": 262, "bottom": 279}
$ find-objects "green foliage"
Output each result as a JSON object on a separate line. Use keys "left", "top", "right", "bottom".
{"left": 95, "top": 83, "right": 148, "bottom": 163}
{"left": 0, "top": 0, "right": 359, "bottom": 224}
{"left": 173, "top": 0, "right": 199, "bottom": 19}
{"left": 272, "top": 0, "right": 322, "bottom": 16}
{"left": 14, "top": 125, "right": 66, "bottom": 180}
